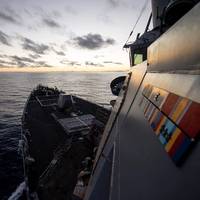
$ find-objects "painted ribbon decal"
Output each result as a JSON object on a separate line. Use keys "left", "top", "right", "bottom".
{"left": 139, "top": 85, "right": 200, "bottom": 165}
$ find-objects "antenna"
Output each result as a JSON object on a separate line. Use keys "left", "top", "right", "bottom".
{"left": 145, "top": 13, "right": 152, "bottom": 32}
{"left": 123, "top": 0, "right": 149, "bottom": 47}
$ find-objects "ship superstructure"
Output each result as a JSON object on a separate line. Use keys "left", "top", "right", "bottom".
{"left": 84, "top": 1, "right": 200, "bottom": 200}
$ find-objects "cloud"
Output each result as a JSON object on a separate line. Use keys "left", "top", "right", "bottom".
{"left": 0, "top": 30, "right": 11, "bottom": 46}
{"left": 0, "top": 7, "right": 20, "bottom": 24}
{"left": 107, "top": 0, "right": 120, "bottom": 7}
{"left": 0, "top": 63, "right": 14, "bottom": 68}
{"left": 51, "top": 47, "right": 66, "bottom": 56}
{"left": 34, "top": 61, "right": 53, "bottom": 68}
{"left": 60, "top": 59, "right": 81, "bottom": 66}
{"left": 0, "top": 54, "right": 6, "bottom": 58}
{"left": 60, "top": 43, "right": 67, "bottom": 51}
{"left": 11, "top": 55, "right": 34, "bottom": 63}
{"left": 21, "top": 38, "right": 65, "bottom": 58}
{"left": 55, "top": 51, "right": 65, "bottom": 56}
{"left": 0, "top": 59, "right": 16, "bottom": 66}
{"left": 85, "top": 61, "right": 104, "bottom": 67}
{"left": 0, "top": 12, "right": 17, "bottom": 23}
{"left": 71, "top": 33, "right": 115, "bottom": 50}
{"left": 106, "top": 0, "right": 129, "bottom": 8}
{"left": 0, "top": 54, "right": 52, "bottom": 68}
{"left": 43, "top": 18, "right": 60, "bottom": 28}
{"left": 0, "top": 55, "right": 28, "bottom": 67}
{"left": 21, "top": 37, "right": 49, "bottom": 54}
{"left": 29, "top": 54, "right": 41, "bottom": 59}
{"left": 103, "top": 61, "right": 122, "bottom": 65}
{"left": 106, "top": 38, "right": 115, "bottom": 44}
{"left": 8, "top": 55, "right": 34, "bottom": 67}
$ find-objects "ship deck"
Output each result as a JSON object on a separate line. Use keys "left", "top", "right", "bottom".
{"left": 22, "top": 87, "right": 111, "bottom": 199}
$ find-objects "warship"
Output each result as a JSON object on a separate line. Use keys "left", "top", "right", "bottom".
{"left": 21, "top": 0, "right": 200, "bottom": 199}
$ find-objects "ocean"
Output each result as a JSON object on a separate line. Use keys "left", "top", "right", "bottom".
{"left": 0, "top": 71, "right": 124, "bottom": 199}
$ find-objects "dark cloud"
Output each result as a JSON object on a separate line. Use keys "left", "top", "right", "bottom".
{"left": 0, "top": 11, "right": 17, "bottom": 23}
{"left": 68, "top": 61, "right": 81, "bottom": 66}
{"left": 11, "top": 55, "right": 34, "bottom": 63}
{"left": 0, "top": 64, "right": 8, "bottom": 68}
{"left": 0, "top": 54, "right": 6, "bottom": 58}
{"left": 0, "top": 54, "right": 28, "bottom": 67}
{"left": 0, "top": 63, "right": 14, "bottom": 68}
{"left": 39, "top": 63, "right": 53, "bottom": 68}
{"left": 72, "top": 33, "right": 115, "bottom": 50}
{"left": 34, "top": 61, "right": 53, "bottom": 68}
{"left": 85, "top": 61, "right": 104, "bottom": 67}
{"left": 22, "top": 38, "right": 65, "bottom": 57}
{"left": 9, "top": 55, "right": 34, "bottom": 67}
{"left": 29, "top": 54, "right": 41, "bottom": 59}
{"left": 21, "top": 37, "right": 49, "bottom": 54}
{"left": 55, "top": 51, "right": 65, "bottom": 56}
{"left": 0, "top": 54, "right": 52, "bottom": 68}
{"left": 103, "top": 61, "right": 122, "bottom": 65}
{"left": 36, "top": 61, "right": 45, "bottom": 65}
{"left": 16, "top": 61, "right": 27, "bottom": 67}
{"left": 0, "top": 59, "right": 16, "bottom": 66}
{"left": 60, "top": 59, "right": 81, "bottom": 66}
{"left": 0, "top": 30, "right": 11, "bottom": 46}
{"left": 43, "top": 18, "right": 60, "bottom": 28}
{"left": 0, "top": 7, "right": 20, "bottom": 24}
{"left": 51, "top": 47, "right": 66, "bottom": 56}
{"left": 106, "top": 38, "right": 115, "bottom": 44}
{"left": 107, "top": 0, "right": 120, "bottom": 7}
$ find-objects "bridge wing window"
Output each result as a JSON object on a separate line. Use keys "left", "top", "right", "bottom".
{"left": 129, "top": 46, "right": 146, "bottom": 67}
{"left": 134, "top": 54, "right": 143, "bottom": 65}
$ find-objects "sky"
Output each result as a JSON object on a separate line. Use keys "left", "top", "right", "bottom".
{"left": 0, "top": 0, "right": 151, "bottom": 72}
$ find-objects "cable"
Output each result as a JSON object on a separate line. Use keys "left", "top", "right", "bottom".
{"left": 124, "top": 0, "right": 149, "bottom": 46}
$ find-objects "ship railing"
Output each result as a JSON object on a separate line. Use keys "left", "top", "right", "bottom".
{"left": 38, "top": 139, "right": 72, "bottom": 185}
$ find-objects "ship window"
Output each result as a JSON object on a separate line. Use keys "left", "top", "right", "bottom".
{"left": 134, "top": 54, "right": 143, "bottom": 65}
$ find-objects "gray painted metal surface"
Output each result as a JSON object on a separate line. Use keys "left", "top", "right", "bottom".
{"left": 148, "top": 3, "right": 200, "bottom": 73}
{"left": 84, "top": 148, "right": 113, "bottom": 200}
{"left": 151, "top": 0, "right": 170, "bottom": 28}
{"left": 93, "top": 73, "right": 131, "bottom": 169}
{"left": 85, "top": 63, "right": 147, "bottom": 200}
{"left": 143, "top": 73, "right": 200, "bottom": 104}
{"left": 84, "top": 3, "right": 200, "bottom": 200}
{"left": 113, "top": 72, "right": 200, "bottom": 200}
